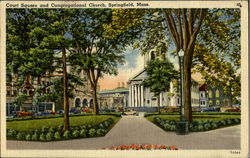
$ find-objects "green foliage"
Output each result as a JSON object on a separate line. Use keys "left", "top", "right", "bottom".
{"left": 72, "top": 130, "right": 80, "bottom": 138}
{"left": 80, "top": 129, "right": 87, "bottom": 138}
{"left": 31, "top": 133, "right": 39, "bottom": 141}
{"left": 25, "top": 134, "right": 31, "bottom": 141}
{"left": 16, "top": 132, "right": 25, "bottom": 140}
{"left": 54, "top": 132, "right": 61, "bottom": 140}
{"left": 39, "top": 133, "right": 46, "bottom": 141}
{"left": 63, "top": 130, "right": 71, "bottom": 139}
{"left": 46, "top": 132, "right": 54, "bottom": 141}
{"left": 143, "top": 58, "right": 178, "bottom": 95}
{"left": 88, "top": 128, "right": 96, "bottom": 137}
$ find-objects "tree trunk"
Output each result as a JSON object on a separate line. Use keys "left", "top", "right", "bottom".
{"left": 92, "top": 85, "right": 99, "bottom": 115}
{"left": 62, "top": 49, "right": 70, "bottom": 131}
{"left": 157, "top": 94, "right": 161, "bottom": 114}
{"left": 183, "top": 51, "right": 193, "bottom": 123}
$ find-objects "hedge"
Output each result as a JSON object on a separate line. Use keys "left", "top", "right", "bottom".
{"left": 7, "top": 117, "right": 114, "bottom": 141}
{"left": 153, "top": 117, "right": 241, "bottom": 132}
{"left": 144, "top": 112, "right": 241, "bottom": 117}
{"left": 6, "top": 112, "right": 121, "bottom": 122}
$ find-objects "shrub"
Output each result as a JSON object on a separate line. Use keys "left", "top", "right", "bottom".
{"left": 41, "top": 126, "right": 48, "bottom": 134}
{"left": 234, "top": 118, "right": 240, "bottom": 124}
{"left": 57, "top": 125, "right": 63, "bottom": 132}
{"left": 211, "top": 123, "right": 218, "bottom": 129}
{"left": 220, "top": 120, "right": 227, "bottom": 126}
{"left": 87, "top": 124, "right": 93, "bottom": 129}
{"left": 204, "top": 123, "right": 212, "bottom": 131}
{"left": 80, "top": 125, "right": 87, "bottom": 130}
{"left": 31, "top": 133, "right": 39, "bottom": 141}
{"left": 163, "top": 124, "right": 171, "bottom": 130}
{"left": 89, "top": 128, "right": 96, "bottom": 137}
{"left": 80, "top": 129, "right": 87, "bottom": 137}
{"left": 34, "top": 129, "right": 41, "bottom": 135}
{"left": 103, "top": 121, "right": 110, "bottom": 128}
{"left": 63, "top": 130, "right": 71, "bottom": 139}
{"left": 16, "top": 132, "right": 25, "bottom": 140}
{"left": 39, "top": 134, "right": 46, "bottom": 141}
{"left": 49, "top": 127, "right": 56, "bottom": 133}
{"left": 96, "top": 129, "right": 104, "bottom": 136}
{"left": 170, "top": 125, "right": 176, "bottom": 131}
{"left": 7, "top": 129, "right": 17, "bottom": 137}
{"left": 54, "top": 131, "right": 61, "bottom": 140}
{"left": 25, "top": 134, "right": 31, "bottom": 141}
{"left": 72, "top": 130, "right": 80, "bottom": 138}
{"left": 197, "top": 125, "right": 204, "bottom": 131}
{"left": 99, "top": 123, "right": 105, "bottom": 129}
{"left": 46, "top": 132, "right": 54, "bottom": 141}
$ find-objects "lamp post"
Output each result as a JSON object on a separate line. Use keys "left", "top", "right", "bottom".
{"left": 178, "top": 49, "right": 184, "bottom": 121}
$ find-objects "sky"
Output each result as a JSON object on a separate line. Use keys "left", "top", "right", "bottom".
{"left": 98, "top": 47, "right": 145, "bottom": 91}
{"left": 98, "top": 46, "right": 187, "bottom": 91}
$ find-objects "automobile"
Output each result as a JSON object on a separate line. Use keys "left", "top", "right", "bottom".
{"left": 224, "top": 108, "right": 241, "bottom": 112}
{"left": 122, "top": 109, "right": 138, "bottom": 115}
{"left": 200, "top": 107, "right": 219, "bottom": 112}
{"left": 70, "top": 108, "right": 81, "bottom": 114}
{"left": 57, "top": 110, "right": 64, "bottom": 115}
{"left": 16, "top": 112, "right": 34, "bottom": 117}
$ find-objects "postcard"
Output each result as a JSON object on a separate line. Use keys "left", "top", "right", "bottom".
{"left": 0, "top": 1, "right": 248, "bottom": 158}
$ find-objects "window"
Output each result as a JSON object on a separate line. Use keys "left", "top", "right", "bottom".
{"left": 216, "top": 100, "right": 220, "bottom": 105}
{"left": 147, "top": 100, "right": 150, "bottom": 104}
{"left": 203, "top": 101, "right": 206, "bottom": 105}
{"left": 200, "top": 101, "right": 203, "bottom": 105}
{"left": 201, "top": 93, "right": 203, "bottom": 98}
{"left": 209, "top": 100, "right": 213, "bottom": 105}
{"left": 208, "top": 90, "right": 212, "bottom": 98}
{"left": 215, "top": 89, "right": 220, "bottom": 98}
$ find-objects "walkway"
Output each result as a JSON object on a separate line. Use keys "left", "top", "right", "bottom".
{"left": 7, "top": 114, "right": 240, "bottom": 150}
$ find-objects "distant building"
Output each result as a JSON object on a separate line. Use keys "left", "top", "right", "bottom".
{"left": 98, "top": 88, "right": 129, "bottom": 109}
{"left": 6, "top": 51, "right": 98, "bottom": 115}
{"left": 199, "top": 84, "right": 231, "bottom": 107}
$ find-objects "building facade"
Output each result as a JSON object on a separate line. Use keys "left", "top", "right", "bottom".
{"left": 98, "top": 88, "right": 129, "bottom": 109}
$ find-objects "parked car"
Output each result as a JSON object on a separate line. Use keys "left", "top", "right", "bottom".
{"left": 70, "top": 108, "right": 81, "bottom": 114}
{"left": 224, "top": 108, "right": 241, "bottom": 112}
{"left": 122, "top": 109, "right": 138, "bottom": 115}
{"left": 201, "top": 107, "right": 220, "bottom": 112}
{"left": 16, "top": 112, "right": 34, "bottom": 117}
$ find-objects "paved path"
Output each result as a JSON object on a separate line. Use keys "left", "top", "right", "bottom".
{"left": 7, "top": 115, "right": 240, "bottom": 150}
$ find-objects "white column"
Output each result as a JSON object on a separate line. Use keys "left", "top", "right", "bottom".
{"left": 141, "top": 85, "right": 144, "bottom": 107}
{"left": 135, "top": 85, "right": 138, "bottom": 107}
{"left": 138, "top": 85, "right": 141, "bottom": 107}
{"left": 129, "top": 85, "right": 132, "bottom": 107}
{"left": 131, "top": 85, "right": 134, "bottom": 107}
{"left": 160, "top": 93, "right": 163, "bottom": 107}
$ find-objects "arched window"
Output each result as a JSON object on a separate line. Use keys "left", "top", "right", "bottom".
{"left": 209, "top": 100, "right": 213, "bottom": 105}
{"left": 208, "top": 90, "right": 212, "bottom": 98}
{"left": 75, "top": 98, "right": 81, "bottom": 107}
{"left": 215, "top": 89, "right": 220, "bottom": 98}
{"left": 82, "top": 99, "right": 88, "bottom": 107}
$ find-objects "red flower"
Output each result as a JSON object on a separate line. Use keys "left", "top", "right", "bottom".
{"left": 170, "top": 146, "right": 178, "bottom": 150}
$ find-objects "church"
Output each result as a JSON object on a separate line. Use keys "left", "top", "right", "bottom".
{"left": 127, "top": 51, "right": 200, "bottom": 112}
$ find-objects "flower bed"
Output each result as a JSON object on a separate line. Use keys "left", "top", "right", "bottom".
{"left": 102, "top": 144, "right": 178, "bottom": 150}
{"left": 154, "top": 117, "right": 241, "bottom": 132}
{"left": 7, "top": 117, "right": 114, "bottom": 141}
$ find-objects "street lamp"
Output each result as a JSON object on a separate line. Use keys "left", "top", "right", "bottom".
{"left": 178, "top": 49, "right": 184, "bottom": 121}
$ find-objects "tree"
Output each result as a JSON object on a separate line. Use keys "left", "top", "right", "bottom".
{"left": 7, "top": 9, "right": 74, "bottom": 131}
{"left": 68, "top": 9, "right": 140, "bottom": 115}
{"left": 104, "top": 8, "right": 240, "bottom": 123}
{"left": 143, "top": 58, "right": 177, "bottom": 114}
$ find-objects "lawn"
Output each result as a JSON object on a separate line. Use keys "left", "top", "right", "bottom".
{"left": 7, "top": 115, "right": 120, "bottom": 132}
{"left": 146, "top": 114, "right": 241, "bottom": 122}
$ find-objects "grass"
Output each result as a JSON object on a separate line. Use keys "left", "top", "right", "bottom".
{"left": 146, "top": 114, "right": 241, "bottom": 122}
{"left": 7, "top": 115, "right": 120, "bottom": 132}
